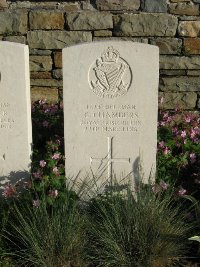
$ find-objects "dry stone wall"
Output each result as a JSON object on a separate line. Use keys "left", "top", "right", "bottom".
{"left": 0, "top": 0, "right": 200, "bottom": 110}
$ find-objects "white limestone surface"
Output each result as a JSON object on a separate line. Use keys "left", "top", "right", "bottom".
{"left": 63, "top": 41, "right": 159, "bottom": 187}
{"left": 0, "top": 41, "right": 32, "bottom": 185}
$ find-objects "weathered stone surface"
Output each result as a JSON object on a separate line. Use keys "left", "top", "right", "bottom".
{"left": 94, "top": 30, "right": 112, "bottom": 37}
{"left": 179, "top": 15, "right": 200, "bottom": 21}
{"left": 113, "top": 14, "right": 178, "bottom": 37}
{"left": 31, "top": 79, "right": 62, "bottom": 87}
{"left": 160, "top": 56, "right": 200, "bottom": 69}
{"left": 0, "top": 11, "right": 28, "bottom": 34}
{"left": 53, "top": 51, "right": 62, "bottom": 68}
{"left": 178, "top": 21, "right": 200, "bottom": 37}
{"left": 187, "top": 70, "right": 200, "bottom": 76}
{"left": 93, "top": 37, "right": 148, "bottom": 43}
{"left": 52, "top": 69, "right": 63, "bottom": 79}
{"left": 0, "top": 0, "right": 8, "bottom": 9}
{"left": 96, "top": 0, "right": 140, "bottom": 11}
{"left": 3, "top": 36, "right": 26, "bottom": 44}
{"left": 141, "top": 0, "right": 167, "bottom": 13}
{"left": 150, "top": 38, "right": 182, "bottom": 54}
{"left": 58, "top": 2, "right": 80, "bottom": 11}
{"left": 66, "top": 11, "right": 113, "bottom": 30}
{"left": 31, "top": 72, "right": 52, "bottom": 79}
{"left": 31, "top": 87, "right": 58, "bottom": 103}
{"left": 29, "top": 49, "right": 52, "bottom": 56}
{"left": 160, "top": 70, "right": 186, "bottom": 76}
{"left": 29, "top": 11, "right": 64, "bottom": 30}
{"left": 27, "top": 31, "right": 92, "bottom": 49}
{"left": 169, "top": 2, "right": 199, "bottom": 15}
{"left": 193, "top": 0, "right": 200, "bottom": 3}
{"left": 81, "top": 1, "right": 96, "bottom": 10}
{"left": 159, "top": 92, "right": 197, "bottom": 109}
{"left": 184, "top": 38, "right": 200, "bottom": 54}
{"left": 160, "top": 77, "right": 200, "bottom": 91}
{"left": 30, "top": 56, "right": 52, "bottom": 72}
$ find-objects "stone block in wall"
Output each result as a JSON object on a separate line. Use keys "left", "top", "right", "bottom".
{"left": 53, "top": 51, "right": 62, "bottom": 68}
{"left": 160, "top": 77, "right": 200, "bottom": 92}
{"left": 149, "top": 38, "right": 182, "bottom": 55}
{"left": 0, "top": 0, "right": 8, "bottom": 9}
{"left": 29, "top": 11, "right": 65, "bottom": 30}
{"left": 66, "top": 12, "right": 113, "bottom": 30}
{"left": 169, "top": 2, "right": 199, "bottom": 16}
{"left": 141, "top": 0, "right": 167, "bottom": 13}
{"left": 160, "top": 56, "right": 200, "bottom": 69}
{"left": 187, "top": 70, "right": 200, "bottom": 76}
{"left": 159, "top": 92, "right": 197, "bottom": 109}
{"left": 92, "top": 36, "right": 148, "bottom": 43}
{"left": 31, "top": 87, "right": 59, "bottom": 103}
{"left": 52, "top": 69, "right": 63, "bottom": 79}
{"left": 94, "top": 30, "right": 112, "bottom": 37}
{"left": 178, "top": 21, "right": 200, "bottom": 37}
{"left": 113, "top": 14, "right": 178, "bottom": 37}
{"left": 30, "top": 56, "right": 52, "bottom": 72}
{"left": 95, "top": 0, "right": 140, "bottom": 11}
{"left": 31, "top": 79, "right": 63, "bottom": 87}
{"left": 27, "top": 31, "right": 92, "bottom": 49}
{"left": 184, "top": 38, "right": 200, "bottom": 54}
{"left": 3, "top": 36, "right": 26, "bottom": 44}
{"left": 31, "top": 72, "right": 52, "bottom": 79}
{"left": 0, "top": 11, "right": 27, "bottom": 34}
{"left": 58, "top": 2, "right": 81, "bottom": 11}
{"left": 194, "top": 0, "right": 200, "bottom": 3}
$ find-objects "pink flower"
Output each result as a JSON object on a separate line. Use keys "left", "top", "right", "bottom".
{"left": 184, "top": 115, "right": 192, "bottom": 123}
{"left": 177, "top": 187, "right": 187, "bottom": 196}
{"left": 48, "top": 189, "right": 58, "bottom": 198}
{"left": 52, "top": 153, "right": 60, "bottom": 160}
{"left": 164, "top": 147, "right": 171, "bottom": 155}
{"left": 2, "top": 184, "right": 16, "bottom": 198}
{"left": 160, "top": 180, "right": 169, "bottom": 191}
{"left": 172, "top": 127, "right": 178, "bottom": 135}
{"left": 189, "top": 153, "right": 196, "bottom": 164}
{"left": 190, "top": 129, "right": 196, "bottom": 139}
{"left": 39, "top": 99, "right": 46, "bottom": 105}
{"left": 52, "top": 167, "right": 60, "bottom": 176}
{"left": 33, "top": 199, "right": 40, "bottom": 208}
{"left": 181, "top": 130, "right": 187, "bottom": 138}
{"left": 33, "top": 171, "right": 42, "bottom": 179}
{"left": 158, "top": 141, "right": 165, "bottom": 149}
{"left": 39, "top": 160, "right": 46, "bottom": 168}
{"left": 42, "top": 120, "right": 49, "bottom": 128}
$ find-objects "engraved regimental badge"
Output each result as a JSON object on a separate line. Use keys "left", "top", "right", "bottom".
{"left": 89, "top": 46, "right": 132, "bottom": 99}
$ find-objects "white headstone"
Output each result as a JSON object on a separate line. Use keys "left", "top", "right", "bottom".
{"left": 0, "top": 41, "right": 32, "bottom": 185}
{"left": 63, "top": 41, "right": 159, "bottom": 186}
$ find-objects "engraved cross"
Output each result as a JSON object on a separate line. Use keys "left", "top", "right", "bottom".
{"left": 90, "top": 137, "right": 130, "bottom": 180}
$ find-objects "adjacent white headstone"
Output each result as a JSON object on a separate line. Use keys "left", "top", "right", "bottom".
{"left": 0, "top": 41, "right": 32, "bottom": 185}
{"left": 63, "top": 41, "right": 159, "bottom": 186}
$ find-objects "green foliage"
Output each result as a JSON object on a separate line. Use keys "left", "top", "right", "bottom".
{"left": 86, "top": 184, "right": 191, "bottom": 267}
{"left": 2, "top": 187, "right": 86, "bottom": 267}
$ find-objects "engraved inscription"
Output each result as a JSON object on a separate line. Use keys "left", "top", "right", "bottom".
{"left": 90, "top": 136, "right": 130, "bottom": 179}
{"left": 80, "top": 104, "right": 141, "bottom": 133}
{"left": 0, "top": 103, "right": 15, "bottom": 129}
{"left": 89, "top": 47, "right": 132, "bottom": 99}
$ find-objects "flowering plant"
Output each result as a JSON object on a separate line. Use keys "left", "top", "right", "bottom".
{"left": 157, "top": 108, "right": 200, "bottom": 197}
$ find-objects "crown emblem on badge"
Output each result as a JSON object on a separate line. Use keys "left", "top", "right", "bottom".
{"left": 89, "top": 46, "right": 132, "bottom": 99}
{"left": 101, "top": 46, "right": 120, "bottom": 63}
